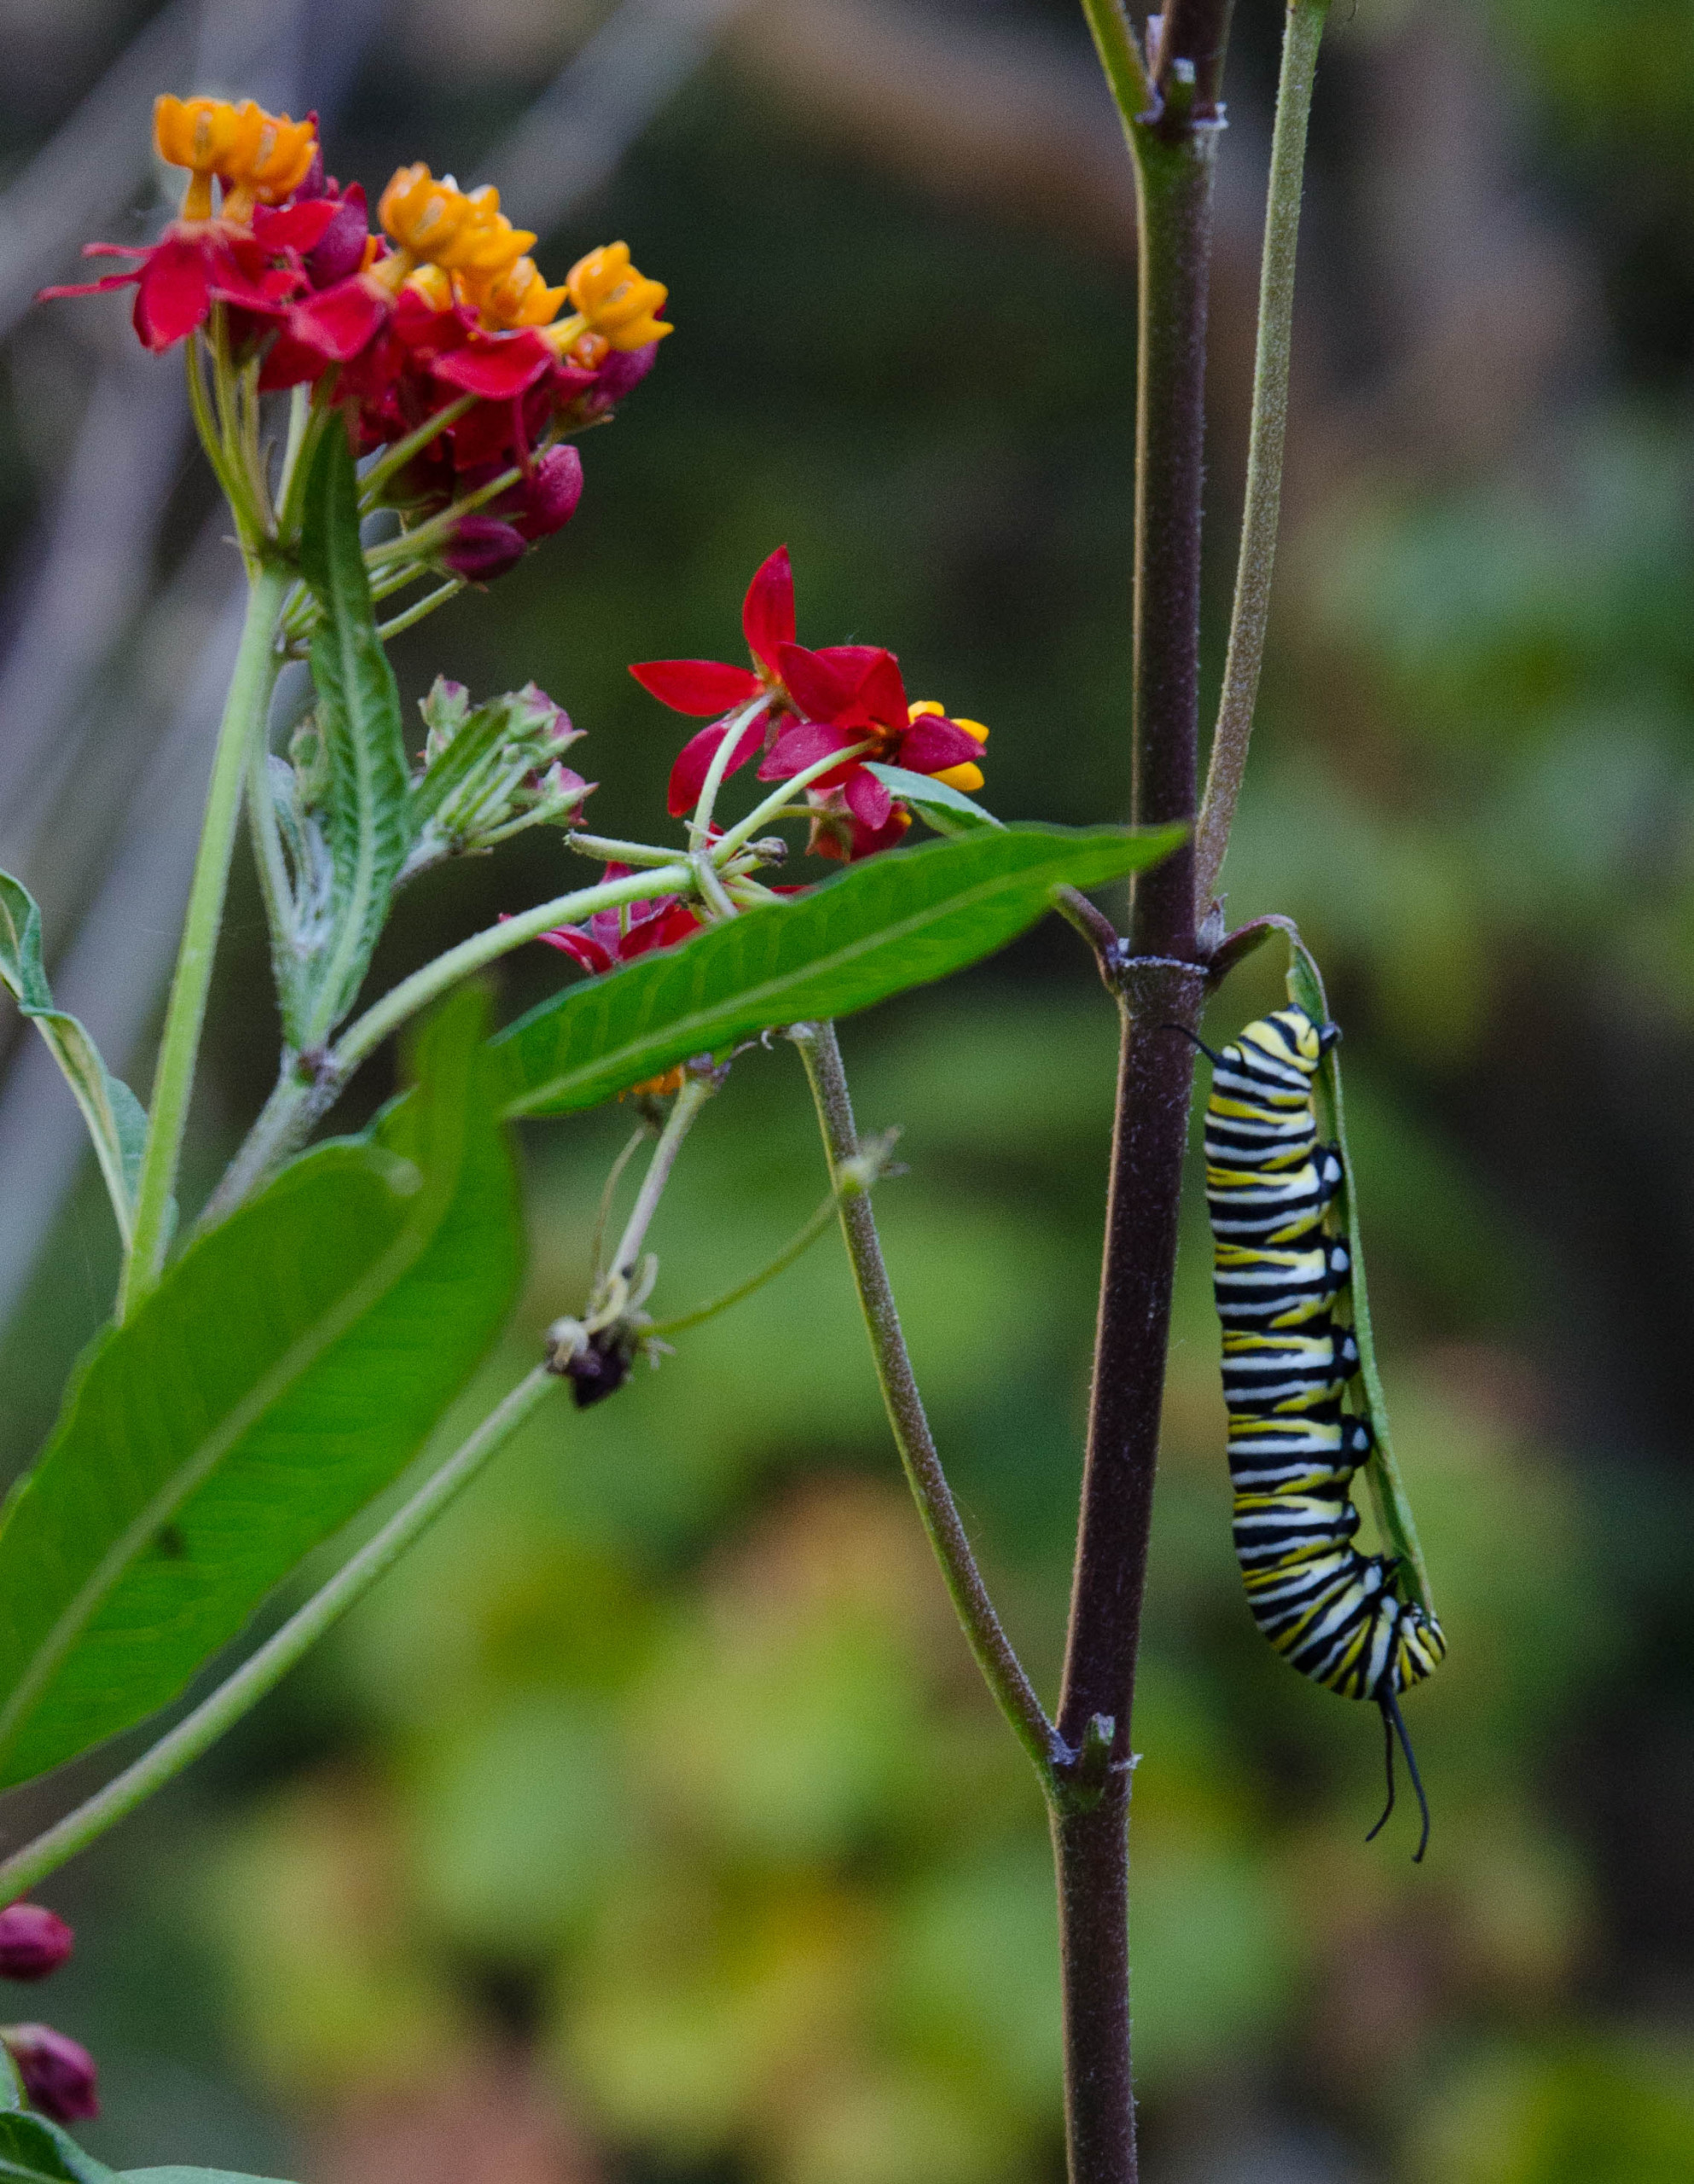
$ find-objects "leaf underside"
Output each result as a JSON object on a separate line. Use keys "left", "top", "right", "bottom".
{"left": 0, "top": 989, "right": 524, "bottom": 1790}
{"left": 0, "top": 872, "right": 148, "bottom": 1246}
{"left": 492, "top": 822, "right": 1183, "bottom": 1118}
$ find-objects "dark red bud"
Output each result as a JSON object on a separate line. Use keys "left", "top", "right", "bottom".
{"left": 2, "top": 2024, "right": 98, "bottom": 2121}
{"left": 0, "top": 1907, "right": 72, "bottom": 1982}
{"left": 512, "top": 445, "right": 583, "bottom": 542}
{"left": 443, "top": 515, "right": 527, "bottom": 583}
{"left": 305, "top": 183, "right": 370, "bottom": 289}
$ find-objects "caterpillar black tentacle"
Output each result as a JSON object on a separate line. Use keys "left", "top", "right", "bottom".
{"left": 1202, "top": 1005, "right": 1445, "bottom": 1856}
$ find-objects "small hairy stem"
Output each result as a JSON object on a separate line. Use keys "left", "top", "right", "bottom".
{"left": 794, "top": 1019, "right": 1063, "bottom": 1785}
{"left": 687, "top": 696, "right": 768, "bottom": 849}
{"left": 591, "top": 1125, "right": 654, "bottom": 1281}
{"left": 331, "top": 861, "right": 693, "bottom": 1080}
{"left": 119, "top": 561, "right": 289, "bottom": 1314}
{"left": 610, "top": 1073, "right": 716, "bottom": 1274}
{"left": 203, "top": 863, "right": 696, "bottom": 1224}
{"left": 648, "top": 1182, "right": 850, "bottom": 1336}
{"left": 358, "top": 394, "right": 475, "bottom": 509}
{"left": 1077, "top": 0, "right": 1152, "bottom": 135}
{"left": 566, "top": 831, "right": 700, "bottom": 869}
{"left": 0, "top": 1367, "right": 560, "bottom": 1901}
{"left": 377, "top": 577, "right": 464, "bottom": 642}
{"left": 1194, "top": 0, "right": 1328, "bottom": 915}
{"left": 710, "top": 740, "right": 875, "bottom": 864}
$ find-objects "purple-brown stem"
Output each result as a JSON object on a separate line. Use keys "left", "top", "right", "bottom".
{"left": 1052, "top": 20, "right": 1226, "bottom": 2175}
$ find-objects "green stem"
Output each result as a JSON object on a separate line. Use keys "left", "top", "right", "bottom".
{"left": 688, "top": 697, "right": 769, "bottom": 849}
{"left": 1193, "top": 0, "right": 1329, "bottom": 915}
{"left": 793, "top": 1019, "right": 1062, "bottom": 1785}
{"left": 119, "top": 561, "right": 289, "bottom": 1316}
{"left": 332, "top": 862, "right": 693, "bottom": 1081}
{"left": 377, "top": 578, "right": 464, "bottom": 643}
{"left": 649, "top": 1184, "right": 850, "bottom": 1336}
{"left": 566, "top": 831, "right": 699, "bottom": 870}
{"left": 363, "top": 464, "right": 523, "bottom": 568}
{"left": 1078, "top": 0, "right": 1152, "bottom": 136}
{"left": 358, "top": 395, "right": 476, "bottom": 508}
{"left": 203, "top": 861, "right": 699, "bottom": 1225}
{"left": 611, "top": 1073, "right": 716, "bottom": 1273}
{"left": 710, "top": 740, "right": 876, "bottom": 865}
{"left": 0, "top": 1368, "right": 560, "bottom": 1902}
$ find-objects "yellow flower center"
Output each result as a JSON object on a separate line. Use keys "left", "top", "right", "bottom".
{"left": 543, "top": 242, "right": 673, "bottom": 353}
{"left": 378, "top": 166, "right": 534, "bottom": 284}
{"left": 154, "top": 96, "right": 316, "bottom": 223}
{"left": 908, "top": 700, "right": 989, "bottom": 793}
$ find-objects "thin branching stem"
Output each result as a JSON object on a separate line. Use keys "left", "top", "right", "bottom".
{"left": 793, "top": 1019, "right": 1064, "bottom": 1786}
{"left": 611, "top": 1074, "right": 716, "bottom": 1274}
{"left": 1195, "top": 0, "right": 1330, "bottom": 914}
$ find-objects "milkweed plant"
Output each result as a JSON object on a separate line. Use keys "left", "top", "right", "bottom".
{"left": 0, "top": 8, "right": 1444, "bottom": 2181}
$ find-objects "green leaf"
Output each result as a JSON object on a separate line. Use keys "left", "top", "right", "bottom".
{"left": 493, "top": 822, "right": 1183, "bottom": 1118}
{"left": 123, "top": 2171, "right": 297, "bottom": 2182}
{"left": 1279, "top": 927, "right": 1437, "bottom": 1618}
{"left": 0, "top": 2113, "right": 115, "bottom": 2184}
{"left": 0, "top": 988, "right": 523, "bottom": 1789}
{"left": 0, "top": 872, "right": 148, "bottom": 1248}
{"left": 295, "top": 422, "right": 415, "bottom": 1043}
{"left": 864, "top": 762, "right": 1004, "bottom": 837}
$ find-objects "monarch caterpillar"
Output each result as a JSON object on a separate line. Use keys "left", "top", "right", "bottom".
{"left": 1191, "top": 1005, "right": 1447, "bottom": 1858}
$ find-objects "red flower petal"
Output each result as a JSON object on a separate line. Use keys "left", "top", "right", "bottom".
{"left": 132, "top": 236, "right": 212, "bottom": 350}
{"left": 629, "top": 659, "right": 763, "bottom": 717}
{"left": 757, "top": 718, "right": 859, "bottom": 782}
{"left": 741, "top": 547, "right": 795, "bottom": 676}
{"left": 852, "top": 648, "right": 908, "bottom": 728}
{"left": 621, "top": 902, "right": 703, "bottom": 959}
{"left": 666, "top": 714, "right": 764, "bottom": 816}
{"left": 252, "top": 198, "right": 341, "bottom": 253}
{"left": 287, "top": 276, "right": 389, "bottom": 362}
{"left": 539, "top": 926, "right": 615, "bottom": 974}
{"left": 844, "top": 764, "right": 893, "bottom": 830}
{"left": 257, "top": 329, "right": 332, "bottom": 391}
{"left": 433, "top": 331, "right": 552, "bottom": 400}
{"left": 36, "top": 271, "right": 141, "bottom": 302}
{"left": 775, "top": 642, "right": 856, "bottom": 724}
{"left": 896, "top": 718, "right": 988, "bottom": 775}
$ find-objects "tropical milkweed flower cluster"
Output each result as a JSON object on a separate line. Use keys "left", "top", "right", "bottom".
{"left": 632, "top": 547, "right": 990, "bottom": 859}
{"left": 43, "top": 95, "right": 671, "bottom": 590}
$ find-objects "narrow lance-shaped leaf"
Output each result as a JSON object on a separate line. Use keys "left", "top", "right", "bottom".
{"left": 0, "top": 873, "right": 148, "bottom": 1249}
{"left": 294, "top": 421, "right": 415, "bottom": 1043}
{"left": 122, "top": 2170, "right": 299, "bottom": 2182}
{"left": 491, "top": 822, "right": 1186, "bottom": 1118}
{"left": 0, "top": 987, "right": 523, "bottom": 1790}
{"left": 1282, "top": 932, "right": 1436, "bottom": 1617}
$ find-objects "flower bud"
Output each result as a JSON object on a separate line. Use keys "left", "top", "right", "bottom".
{"left": 512, "top": 446, "right": 583, "bottom": 542}
{"left": 443, "top": 515, "right": 527, "bottom": 584}
{"left": 2, "top": 2025, "right": 98, "bottom": 2122}
{"left": 0, "top": 1907, "right": 73, "bottom": 1982}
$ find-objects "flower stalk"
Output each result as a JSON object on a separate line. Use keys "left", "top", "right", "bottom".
{"left": 119, "top": 560, "right": 289, "bottom": 1316}
{"left": 1195, "top": 0, "right": 1331, "bottom": 915}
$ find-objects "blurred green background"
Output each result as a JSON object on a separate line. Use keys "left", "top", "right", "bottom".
{"left": 1, "top": 0, "right": 1691, "bottom": 2178}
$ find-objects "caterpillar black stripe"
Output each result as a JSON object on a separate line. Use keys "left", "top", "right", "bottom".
{"left": 1197, "top": 1005, "right": 1447, "bottom": 1857}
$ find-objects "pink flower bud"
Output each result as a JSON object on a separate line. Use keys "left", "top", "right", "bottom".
{"left": 443, "top": 515, "right": 527, "bottom": 583}
{"left": 0, "top": 1907, "right": 73, "bottom": 1982}
{"left": 2, "top": 2024, "right": 98, "bottom": 2121}
{"left": 512, "top": 445, "right": 583, "bottom": 542}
